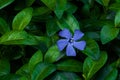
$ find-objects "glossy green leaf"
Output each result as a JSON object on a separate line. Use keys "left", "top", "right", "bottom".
{"left": 0, "top": 0, "right": 14, "bottom": 9}
{"left": 0, "top": 59, "right": 10, "bottom": 76}
{"left": 50, "top": 72, "right": 82, "bottom": 80}
{"left": 31, "top": 62, "right": 56, "bottom": 80}
{"left": 44, "top": 45, "right": 64, "bottom": 63}
{"left": 28, "top": 50, "right": 43, "bottom": 72}
{"left": 56, "top": 59, "right": 83, "bottom": 72}
{"left": 96, "top": 66, "right": 118, "bottom": 80}
{"left": 0, "top": 17, "right": 10, "bottom": 34}
{"left": 56, "top": 14, "right": 80, "bottom": 33}
{"left": 82, "top": 39, "right": 100, "bottom": 60}
{"left": 0, "top": 31, "right": 39, "bottom": 45}
{"left": 25, "top": 0, "right": 35, "bottom": 6}
{"left": 115, "top": 10, "right": 120, "bottom": 27}
{"left": 16, "top": 64, "right": 30, "bottom": 79}
{"left": 83, "top": 51, "right": 108, "bottom": 80}
{"left": 100, "top": 24, "right": 119, "bottom": 44}
{"left": 12, "top": 7, "right": 33, "bottom": 30}
{"left": 33, "top": 7, "right": 51, "bottom": 16}
{"left": 54, "top": 0, "right": 67, "bottom": 19}
{"left": 41, "top": 0, "right": 56, "bottom": 10}
{"left": 46, "top": 19, "right": 60, "bottom": 36}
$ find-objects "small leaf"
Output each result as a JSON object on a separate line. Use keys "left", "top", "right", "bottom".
{"left": 50, "top": 72, "right": 82, "bottom": 80}
{"left": 41, "top": 0, "right": 56, "bottom": 10}
{"left": 115, "top": 10, "right": 120, "bottom": 27}
{"left": 100, "top": 24, "right": 119, "bottom": 44}
{"left": 0, "top": 31, "right": 39, "bottom": 45}
{"left": 0, "top": 17, "right": 10, "bottom": 34}
{"left": 25, "top": 0, "right": 35, "bottom": 6}
{"left": 12, "top": 7, "right": 33, "bottom": 30}
{"left": 0, "top": 0, "right": 14, "bottom": 9}
{"left": 31, "top": 62, "right": 56, "bottom": 80}
{"left": 54, "top": 0, "right": 67, "bottom": 19}
{"left": 82, "top": 39, "right": 100, "bottom": 60}
{"left": 56, "top": 14, "right": 80, "bottom": 33}
{"left": 46, "top": 19, "right": 60, "bottom": 36}
{"left": 56, "top": 59, "right": 83, "bottom": 72}
{"left": 83, "top": 51, "right": 108, "bottom": 80}
{"left": 28, "top": 50, "right": 43, "bottom": 72}
{"left": 44, "top": 45, "right": 64, "bottom": 63}
{"left": 0, "top": 59, "right": 10, "bottom": 76}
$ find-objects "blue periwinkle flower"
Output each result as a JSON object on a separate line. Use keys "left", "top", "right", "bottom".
{"left": 57, "top": 29, "right": 86, "bottom": 56}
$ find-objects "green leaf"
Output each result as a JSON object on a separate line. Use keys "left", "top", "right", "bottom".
{"left": 50, "top": 72, "right": 82, "bottom": 80}
{"left": 65, "top": 2, "right": 77, "bottom": 14}
{"left": 44, "top": 45, "right": 64, "bottom": 63}
{"left": 12, "top": 7, "right": 33, "bottom": 31}
{"left": 0, "top": 0, "right": 14, "bottom": 9}
{"left": 96, "top": 0, "right": 110, "bottom": 6}
{"left": 46, "top": 19, "right": 60, "bottom": 36}
{"left": 41, "top": 0, "right": 56, "bottom": 10}
{"left": 0, "top": 74, "right": 21, "bottom": 80}
{"left": 102, "top": 0, "right": 110, "bottom": 6}
{"left": 83, "top": 51, "right": 108, "bottom": 80}
{"left": 56, "top": 14, "right": 80, "bottom": 33}
{"left": 95, "top": 0, "right": 103, "bottom": 5}
{"left": 0, "top": 31, "right": 39, "bottom": 45}
{"left": 31, "top": 62, "right": 56, "bottom": 80}
{"left": 82, "top": 39, "right": 100, "bottom": 60}
{"left": 100, "top": 24, "right": 119, "bottom": 44}
{"left": 115, "top": 10, "right": 120, "bottom": 27}
{"left": 0, "top": 17, "right": 10, "bottom": 34}
{"left": 109, "top": 3, "right": 120, "bottom": 11}
{"left": 28, "top": 50, "right": 43, "bottom": 72}
{"left": 56, "top": 59, "right": 83, "bottom": 72}
{"left": 96, "top": 66, "right": 118, "bottom": 80}
{"left": 54, "top": 0, "right": 67, "bottom": 19}
{"left": 16, "top": 64, "right": 30, "bottom": 79}
{"left": 25, "top": 0, "right": 35, "bottom": 6}
{"left": 19, "top": 76, "right": 28, "bottom": 80}
{"left": 33, "top": 7, "right": 51, "bottom": 16}
{"left": 96, "top": 61, "right": 119, "bottom": 80}
{"left": 0, "top": 59, "right": 10, "bottom": 76}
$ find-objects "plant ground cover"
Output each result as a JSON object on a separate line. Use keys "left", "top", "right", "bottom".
{"left": 0, "top": 0, "right": 120, "bottom": 80}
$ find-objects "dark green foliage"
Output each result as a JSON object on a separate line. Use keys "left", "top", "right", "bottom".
{"left": 0, "top": 0, "right": 119, "bottom": 80}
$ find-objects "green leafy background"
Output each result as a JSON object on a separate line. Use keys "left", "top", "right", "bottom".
{"left": 0, "top": 0, "right": 120, "bottom": 80}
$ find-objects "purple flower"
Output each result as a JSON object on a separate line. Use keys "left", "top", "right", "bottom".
{"left": 57, "top": 29, "right": 86, "bottom": 56}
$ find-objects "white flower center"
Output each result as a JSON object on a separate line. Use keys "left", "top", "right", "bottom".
{"left": 69, "top": 38, "right": 74, "bottom": 43}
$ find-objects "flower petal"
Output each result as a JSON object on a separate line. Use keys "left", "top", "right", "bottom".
{"left": 59, "top": 29, "right": 72, "bottom": 39}
{"left": 57, "top": 39, "right": 68, "bottom": 51}
{"left": 66, "top": 43, "right": 76, "bottom": 56}
{"left": 73, "top": 41, "right": 86, "bottom": 50}
{"left": 73, "top": 30, "right": 84, "bottom": 41}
